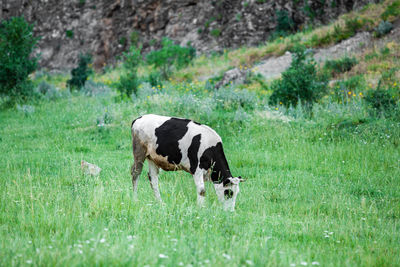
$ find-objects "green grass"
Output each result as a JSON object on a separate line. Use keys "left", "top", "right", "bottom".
{"left": 1, "top": 1, "right": 400, "bottom": 265}
{"left": 0, "top": 94, "right": 399, "bottom": 266}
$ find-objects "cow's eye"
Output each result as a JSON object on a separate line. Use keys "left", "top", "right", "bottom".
{"left": 224, "top": 189, "right": 234, "bottom": 199}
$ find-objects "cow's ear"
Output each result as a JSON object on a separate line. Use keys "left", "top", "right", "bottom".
{"left": 238, "top": 176, "right": 246, "bottom": 182}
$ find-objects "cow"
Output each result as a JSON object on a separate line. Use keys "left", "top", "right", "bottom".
{"left": 130, "top": 114, "right": 244, "bottom": 211}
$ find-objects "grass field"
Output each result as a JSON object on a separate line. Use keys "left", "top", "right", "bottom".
{"left": 1, "top": 0, "right": 400, "bottom": 264}
{"left": 1, "top": 90, "right": 399, "bottom": 266}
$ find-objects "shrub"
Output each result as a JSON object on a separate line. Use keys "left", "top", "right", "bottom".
{"left": 269, "top": 45, "right": 328, "bottom": 112}
{"left": 117, "top": 46, "right": 142, "bottom": 98}
{"left": 147, "top": 71, "right": 163, "bottom": 88}
{"left": 374, "top": 21, "right": 393, "bottom": 38}
{"left": 324, "top": 56, "right": 358, "bottom": 76}
{"left": 67, "top": 54, "right": 92, "bottom": 90}
{"left": 275, "top": 10, "right": 295, "bottom": 37}
{"left": 210, "top": 28, "right": 221, "bottom": 37}
{"left": 364, "top": 86, "right": 397, "bottom": 114}
{"left": 0, "top": 17, "right": 39, "bottom": 101}
{"left": 116, "top": 73, "right": 140, "bottom": 98}
{"left": 381, "top": 0, "right": 400, "bottom": 21}
{"left": 122, "top": 45, "right": 142, "bottom": 70}
{"left": 130, "top": 31, "right": 140, "bottom": 47}
{"left": 146, "top": 38, "right": 196, "bottom": 79}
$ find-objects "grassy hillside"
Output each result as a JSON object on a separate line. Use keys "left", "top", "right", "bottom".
{"left": 1, "top": 0, "right": 400, "bottom": 266}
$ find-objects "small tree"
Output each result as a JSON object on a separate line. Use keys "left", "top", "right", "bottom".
{"left": 0, "top": 17, "right": 39, "bottom": 101}
{"left": 269, "top": 45, "right": 328, "bottom": 112}
{"left": 67, "top": 53, "right": 92, "bottom": 90}
{"left": 116, "top": 46, "right": 142, "bottom": 98}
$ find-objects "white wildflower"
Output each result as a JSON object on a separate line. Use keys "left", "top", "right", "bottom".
{"left": 100, "top": 238, "right": 106, "bottom": 243}
{"left": 312, "top": 262, "right": 320, "bottom": 265}
{"left": 300, "top": 261, "right": 308, "bottom": 266}
{"left": 26, "top": 260, "right": 32, "bottom": 264}
{"left": 245, "top": 259, "right": 254, "bottom": 265}
{"left": 158, "top": 254, "right": 168, "bottom": 259}
{"left": 222, "top": 253, "right": 231, "bottom": 260}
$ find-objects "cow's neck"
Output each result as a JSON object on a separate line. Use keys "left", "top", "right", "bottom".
{"left": 210, "top": 149, "right": 232, "bottom": 184}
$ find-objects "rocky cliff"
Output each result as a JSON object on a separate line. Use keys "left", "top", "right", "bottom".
{"left": 1, "top": 0, "right": 379, "bottom": 70}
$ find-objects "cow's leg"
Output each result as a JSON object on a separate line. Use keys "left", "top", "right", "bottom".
{"left": 131, "top": 135, "right": 146, "bottom": 200}
{"left": 193, "top": 169, "right": 207, "bottom": 207}
{"left": 148, "top": 160, "right": 162, "bottom": 202}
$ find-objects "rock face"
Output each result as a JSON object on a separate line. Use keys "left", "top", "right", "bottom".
{"left": 1, "top": 0, "right": 379, "bottom": 70}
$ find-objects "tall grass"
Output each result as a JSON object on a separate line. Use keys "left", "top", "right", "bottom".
{"left": 0, "top": 89, "right": 399, "bottom": 266}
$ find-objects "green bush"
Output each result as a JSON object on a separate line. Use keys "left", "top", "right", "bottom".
{"left": 147, "top": 71, "right": 163, "bottom": 88}
{"left": 67, "top": 54, "right": 92, "bottom": 90}
{"left": 324, "top": 56, "right": 358, "bottom": 76}
{"left": 381, "top": 0, "right": 400, "bottom": 21}
{"left": 364, "top": 86, "right": 397, "bottom": 114}
{"left": 146, "top": 38, "right": 196, "bottom": 79}
{"left": 121, "top": 45, "right": 142, "bottom": 70}
{"left": 0, "top": 17, "right": 39, "bottom": 101}
{"left": 269, "top": 45, "right": 328, "bottom": 111}
{"left": 374, "top": 20, "right": 393, "bottom": 38}
{"left": 275, "top": 10, "right": 295, "bottom": 37}
{"left": 116, "top": 73, "right": 140, "bottom": 98}
{"left": 117, "top": 46, "right": 142, "bottom": 98}
{"left": 210, "top": 28, "right": 221, "bottom": 38}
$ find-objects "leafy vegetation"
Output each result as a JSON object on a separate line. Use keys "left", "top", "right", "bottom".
{"left": 146, "top": 38, "right": 196, "bottom": 79}
{"left": 0, "top": 17, "right": 39, "bottom": 101}
{"left": 374, "top": 20, "right": 393, "bottom": 37}
{"left": 116, "top": 46, "right": 142, "bottom": 98}
{"left": 67, "top": 54, "right": 92, "bottom": 90}
{"left": 324, "top": 56, "right": 358, "bottom": 76}
{"left": 269, "top": 45, "right": 328, "bottom": 111}
{"left": 273, "top": 9, "right": 295, "bottom": 38}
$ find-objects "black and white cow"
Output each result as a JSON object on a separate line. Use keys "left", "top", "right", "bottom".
{"left": 130, "top": 114, "right": 244, "bottom": 211}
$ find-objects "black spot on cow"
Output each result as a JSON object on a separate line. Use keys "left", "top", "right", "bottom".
{"left": 199, "top": 142, "right": 232, "bottom": 183}
{"left": 131, "top": 116, "right": 142, "bottom": 128}
{"left": 188, "top": 134, "right": 201, "bottom": 174}
{"left": 224, "top": 189, "right": 234, "bottom": 199}
{"left": 155, "top": 118, "right": 190, "bottom": 165}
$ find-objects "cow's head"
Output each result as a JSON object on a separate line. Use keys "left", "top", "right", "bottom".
{"left": 215, "top": 177, "right": 245, "bottom": 211}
